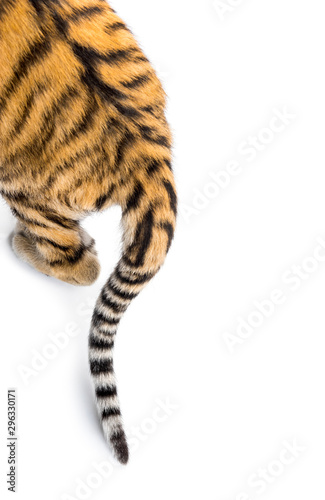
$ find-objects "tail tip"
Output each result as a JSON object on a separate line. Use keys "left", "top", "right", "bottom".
{"left": 110, "top": 430, "right": 129, "bottom": 465}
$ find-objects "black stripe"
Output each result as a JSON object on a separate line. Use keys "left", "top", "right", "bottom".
{"left": 95, "top": 184, "right": 115, "bottom": 211}
{"left": 72, "top": 42, "right": 140, "bottom": 67}
{"left": 163, "top": 180, "right": 177, "bottom": 216}
{"left": 72, "top": 43, "right": 129, "bottom": 103}
{"left": 114, "top": 102, "right": 141, "bottom": 119}
{"left": 28, "top": 0, "right": 42, "bottom": 13}
{"left": 27, "top": 0, "right": 50, "bottom": 14}
{"left": 49, "top": 245, "right": 86, "bottom": 266}
{"left": 135, "top": 55, "right": 149, "bottom": 63}
{"left": 140, "top": 105, "right": 158, "bottom": 116}
{"left": 21, "top": 86, "right": 79, "bottom": 157}
{"left": 64, "top": 93, "right": 99, "bottom": 140}
{"left": 103, "top": 47, "right": 140, "bottom": 65}
{"left": 68, "top": 5, "right": 104, "bottom": 22}
{"left": 115, "top": 266, "right": 153, "bottom": 286}
{"left": 95, "top": 194, "right": 109, "bottom": 211}
{"left": 44, "top": 165, "right": 72, "bottom": 192}
{"left": 164, "top": 159, "right": 173, "bottom": 171}
{"left": 107, "top": 280, "right": 139, "bottom": 301}
{"left": 10, "top": 202, "right": 79, "bottom": 233}
{"left": 37, "top": 209, "right": 78, "bottom": 230}
{"left": 135, "top": 209, "right": 154, "bottom": 266}
{"left": 10, "top": 208, "right": 48, "bottom": 228}
{"left": 90, "top": 359, "right": 113, "bottom": 375}
{"left": 100, "top": 290, "right": 128, "bottom": 314}
{"left": 138, "top": 125, "right": 170, "bottom": 149}
{"left": 0, "top": 36, "right": 51, "bottom": 113}
{"left": 92, "top": 309, "right": 120, "bottom": 328}
{"left": 34, "top": 235, "right": 72, "bottom": 252}
{"left": 126, "top": 209, "right": 154, "bottom": 267}
{"left": 1, "top": 189, "right": 29, "bottom": 204}
{"left": 154, "top": 135, "right": 171, "bottom": 148}
{"left": 96, "top": 386, "right": 117, "bottom": 398}
{"left": 11, "top": 87, "right": 40, "bottom": 136}
{"left": 146, "top": 158, "right": 162, "bottom": 176}
{"left": 143, "top": 134, "right": 170, "bottom": 148}
{"left": 122, "top": 73, "right": 150, "bottom": 89}
{"left": 110, "top": 428, "right": 125, "bottom": 440}
{"left": 123, "top": 181, "right": 144, "bottom": 214}
{"left": 105, "top": 21, "right": 130, "bottom": 34}
{"left": 102, "top": 407, "right": 121, "bottom": 419}
{"left": 52, "top": 9, "right": 68, "bottom": 33}
{"left": 160, "top": 222, "right": 174, "bottom": 252}
{"left": 1, "top": 191, "right": 76, "bottom": 231}
{"left": 115, "top": 132, "right": 135, "bottom": 166}
{"left": 81, "top": 66, "right": 127, "bottom": 103}
{"left": 89, "top": 335, "right": 114, "bottom": 350}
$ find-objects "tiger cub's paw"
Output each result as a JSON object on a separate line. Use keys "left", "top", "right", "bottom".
{"left": 12, "top": 223, "right": 100, "bottom": 286}
{"left": 54, "top": 249, "right": 101, "bottom": 286}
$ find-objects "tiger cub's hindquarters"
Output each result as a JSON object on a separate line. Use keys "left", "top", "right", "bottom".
{"left": 0, "top": 0, "right": 177, "bottom": 464}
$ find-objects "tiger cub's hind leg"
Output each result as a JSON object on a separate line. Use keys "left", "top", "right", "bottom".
{"left": 12, "top": 219, "right": 100, "bottom": 286}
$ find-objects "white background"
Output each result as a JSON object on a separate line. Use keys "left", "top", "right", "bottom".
{"left": 1, "top": 0, "right": 325, "bottom": 498}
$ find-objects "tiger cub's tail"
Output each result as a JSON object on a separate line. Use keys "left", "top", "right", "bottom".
{"left": 88, "top": 164, "right": 177, "bottom": 464}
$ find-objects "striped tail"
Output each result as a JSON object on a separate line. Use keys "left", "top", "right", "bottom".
{"left": 88, "top": 173, "right": 177, "bottom": 464}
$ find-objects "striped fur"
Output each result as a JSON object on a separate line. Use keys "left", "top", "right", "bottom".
{"left": 0, "top": 0, "right": 177, "bottom": 464}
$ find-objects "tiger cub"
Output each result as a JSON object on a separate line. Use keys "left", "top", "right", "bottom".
{"left": 0, "top": 0, "right": 177, "bottom": 464}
